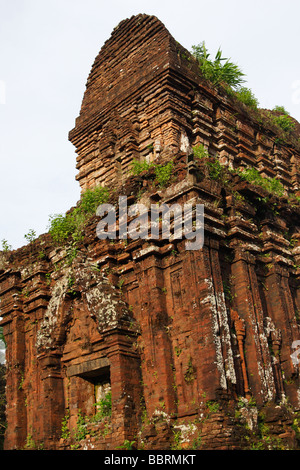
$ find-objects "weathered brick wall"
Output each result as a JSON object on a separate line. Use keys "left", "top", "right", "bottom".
{"left": 70, "top": 15, "right": 300, "bottom": 196}
{"left": 0, "top": 364, "right": 6, "bottom": 450}
{"left": 0, "top": 14, "right": 300, "bottom": 450}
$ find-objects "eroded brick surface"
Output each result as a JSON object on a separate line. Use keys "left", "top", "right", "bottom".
{"left": 1, "top": 14, "right": 300, "bottom": 450}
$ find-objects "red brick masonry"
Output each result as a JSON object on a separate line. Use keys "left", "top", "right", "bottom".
{"left": 1, "top": 15, "right": 300, "bottom": 450}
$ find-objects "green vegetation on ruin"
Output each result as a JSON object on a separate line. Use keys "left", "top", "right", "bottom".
{"left": 48, "top": 185, "right": 110, "bottom": 246}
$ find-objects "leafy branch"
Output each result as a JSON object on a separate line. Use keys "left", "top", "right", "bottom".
{"left": 191, "top": 41, "right": 245, "bottom": 89}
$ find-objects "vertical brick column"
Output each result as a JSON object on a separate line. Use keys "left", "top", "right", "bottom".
{"left": 134, "top": 252, "right": 177, "bottom": 418}
{"left": 230, "top": 249, "right": 276, "bottom": 404}
{"left": 38, "top": 352, "right": 65, "bottom": 449}
{"left": 105, "top": 330, "right": 142, "bottom": 447}
{"left": 3, "top": 311, "right": 27, "bottom": 449}
{"left": 264, "top": 265, "right": 300, "bottom": 406}
{"left": 209, "top": 241, "right": 237, "bottom": 389}
{"left": 186, "top": 244, "right": 232, "bottom": 400}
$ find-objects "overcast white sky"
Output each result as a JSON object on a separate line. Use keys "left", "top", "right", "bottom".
{"left": 0, "top": 0, "right": 300, "bottom": 251}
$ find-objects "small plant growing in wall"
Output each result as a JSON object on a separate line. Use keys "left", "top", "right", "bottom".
{"left": 45, "top": 273, "right": 51, "bottom": 286}
{"left": 263, "top": 106, "right": 296, "bottom": 135}
{"left": 235, "top": 87, "right": 259, "bottom": 109}
{"left": 61, "top": 411, "right": 71, "bottom": 440}
{"left": 171, "top": 429, "right": 183, "bottom": 450}
{"left": 18, "top": 372, "right": 25, "bottom": 390}
{"left": 235, "top": 167, "right": 285, "bottom": 197}
{"left": 116, "top": 439, "right": 136, "bottom": 450}
{"left": 73, "top": 410, "right": 88, "bottom": 442}
{"left": 192, "top": 144, "right": 227, "bottom": 183}
{"left": 192, "top": 143, "right": 209, "bottom": 160}
{"left": 93, "top": 391, "right": 112, "bottom": 422}
{"left": 48, "top": 185, "right": 110, "bottom": 247}
{"left": 273, "top": 105, "right": 289, "bottom": 115}
{"left": 130, "top": 159, "right": 154, "bottom": 175}
{"left": 24, "top": 434, "right": 36, "bottom": 450}
{"left": 206, "top": 400, "right": 220, "bottom": 413}
{"left": 184, "top": 358, "right": 196, "bottom": 384}
{"left": 291, "top": 415, "right": 300, "bottom": 442}
{"left": 24, "top": 229, "right": 37, "bottom": 244}
{"left": 38, "top": 250, "right": 46, "bottom": 259}
{"left": 223, "top": 280, "right": 235, "bottom": 304}
{"left": 1, "top": 239, "right": 12, "bottom": 252}
{"left": 23, "top": 433, "right": 44, "bottom": 450}
{"left": 154, "top": 161, "right": 174, "bottom": 187}
{"left": 67, "top": 275, "right": 77, "bottom": 297}
{"left": 130, "top": 158, "right": 174, "bottom": 187}
{"left": 272, "top": 106, "right": 295, "bottom": 133}
{"left": 273, "top": 113, "right": 295, "bottom": 133}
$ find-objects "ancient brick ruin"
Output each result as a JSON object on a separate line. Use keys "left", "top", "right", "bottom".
{"left": 1, "top": 14, "right": 300, "bottom": 450}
